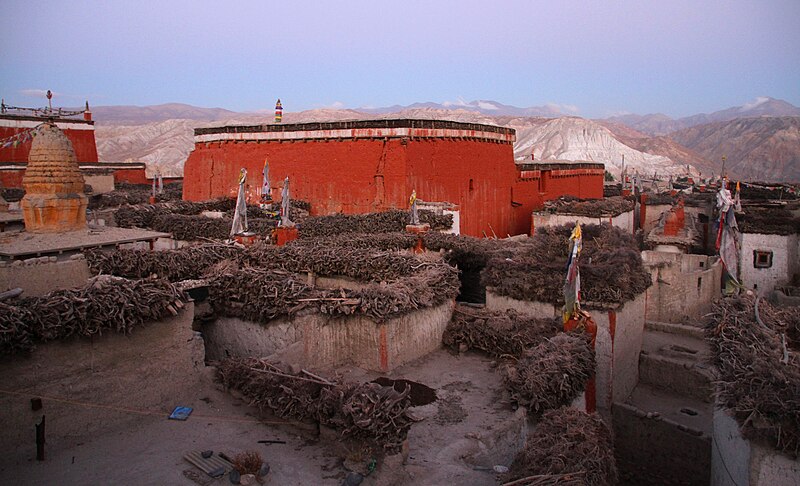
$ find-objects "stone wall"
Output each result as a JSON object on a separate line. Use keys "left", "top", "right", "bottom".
{"left": 740, "top": 233, "right": 799, "bottom": 293}
{"left": 0, "top": 255, "right": 91, "bottom": 296}
{"left": 643, "top": 251, "right": 722, "bottom": 324}
{"left": 531, "top": 210, "right": 634, "bottom": 235}
{"left": 0, "top": 304, "right": 203, "bottom": 464}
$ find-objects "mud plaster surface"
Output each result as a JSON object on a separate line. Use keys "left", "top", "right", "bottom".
{"left": 2, "top": 350, "right": 521, "bottom": 486}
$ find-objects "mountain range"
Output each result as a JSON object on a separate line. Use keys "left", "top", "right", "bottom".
{"left": 92, "top": 97, "right": 800, "bottom": 182}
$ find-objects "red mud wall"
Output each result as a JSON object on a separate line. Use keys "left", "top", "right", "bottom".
{"left": 0, "top": 169, "right": 24, "bottom": 188}
{"left": 113, "top": 168, "right": 150, "bottom": 185}
{"left": 0, "top": 126, "right": 98, "bottom": 164}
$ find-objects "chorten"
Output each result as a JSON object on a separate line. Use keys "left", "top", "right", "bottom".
{"left": 21, "top": 122, "right": 87, "bottom": 232}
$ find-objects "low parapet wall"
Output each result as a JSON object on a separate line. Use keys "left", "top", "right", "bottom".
{"left": 204, "top": 300, "right": 455, "bottom": 373}
{"left": 531, "top": 210, "right": 635, "bottom": 235}
{"left": 712, "top": 408, "right": 800, "bottom": 486}
{"left": 643, "top": 252, "right": 722, "bottom": 324}
{"left": 0, "top": 255, "right": 91, "bottom": 296}
{"left": 0, "top": 304, "right": 203, "bottom": 464}
{"left": 486, "top": 290, "right": 647, "bottom": 411}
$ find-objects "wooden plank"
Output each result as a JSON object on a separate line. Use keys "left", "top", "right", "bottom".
{"left": 183, "top": 450, "right": 234, "bottom": 476}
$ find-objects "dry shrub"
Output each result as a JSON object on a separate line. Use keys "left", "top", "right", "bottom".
{"left": 706, "top": 294, "right": 800, "bottom": 456}
{"left": 232, "top": 451, "right": 263, "bottom": 475}
{"left": 506, "top": 407, "right": 617, "bottom": 486}
{"left": 482, "top": 224, "right": 651, "bottom": 305}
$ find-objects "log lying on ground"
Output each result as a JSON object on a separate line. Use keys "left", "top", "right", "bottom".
{"left": 706, "top": 294, "right": 800, "bottom": 456}
{"left": 483, "top": 224, "right": 651, "bottom": 306}
{"left": 442, "top": 305, "right": 561, "bottom": 357}
{"left": 0, "top": 275, "right": 184, "bottom": 356}
{"left": 504, "top": 407, "right": 617, "bottom": 486}
{"left": 501, "top": 332, "right": 595, "bottom": 416}
{"left": 217, "top": 357, "right": 412, "bottom": 452}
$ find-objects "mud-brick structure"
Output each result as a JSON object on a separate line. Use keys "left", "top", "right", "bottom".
{"left": 183, "top": 119, "right": 604, "bottom": 238}
{"left": 20, "top": 123, "right": 88, "bottom": 232}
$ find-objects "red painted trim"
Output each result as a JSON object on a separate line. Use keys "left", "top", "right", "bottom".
{"left": 608, "top": 310, "right": 616, "bottom": 352}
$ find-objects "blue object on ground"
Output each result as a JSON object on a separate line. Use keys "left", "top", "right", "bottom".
{"left": 168, "top": 406, "right": 193, "bottom": 420}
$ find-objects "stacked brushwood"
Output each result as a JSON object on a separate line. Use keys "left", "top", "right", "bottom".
{"left": 114, "top": 198, "right": 235, "bottom": 228}
{"left": 706, "top": 295, "right": 800, "bottom": 456}
{"left": 483, "top": 224, "right": 651, "bottom": 306}
{"left": 603, "top": 183, "right": 621, "bottom": 198}
{"left": 216, "top": 357, "right": 413, "bottom": 452}
{"left": 501, "top": 333, "right": 595, "bottom": 415}
{"left": 0, "top": 275, "right": 184, "bottom": 355}
{"left": 87, "top": 182, "right": 184, "bottom": 210}
{"left": 504, "top": 407, "right": 618, "bottom": 486}
{"left": 442, "top": 305, "right": 561, "bottom": 357}
{"left": 150, "top": 214, "right": 278, "bottom": 241}
{"left": 540, "top": 196, "right": 634, "bottom": 217}
{"left": 299, "top": 209, "right": 452, "bottom": 239}
{"left": 208, "top": 263, "right": 459, "bottom": 323}
{"left": 738, "top": 207, "right": 800, "bottom": 236}
{"left": 85, "top": 244, "right": 244, "bottom": 281}
{"left": 643, "top": 192, "right": 678, "bottom": 205}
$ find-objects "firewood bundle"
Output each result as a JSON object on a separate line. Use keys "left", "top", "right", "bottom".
{"left": 501, "top": 332, "right": 595, "bottom": 416}
{"left": 114, "top": 198, "right": 235, "bottom": 228}
{"left": 216, "top": 357, "right": 413, "bottom": 452}
{"left": 299, "top": 209, "right": 452, "bottom": 239}
{"left": 150, "top": 214, "right": 278, "bottom": 241}
{"left": 0, "top": 275, "right": 185, "bottom": 355}
{"left": 505, "top": 407, "right": 618, "bottom": 486}
{"left": 706, "top": 294, "right": 800, "bottom": 456}
{"left": 540, "top": 196, "right": 634, "bottom": 217}
{"left": 483, "top": 224, "right": 651, "bottom": 305}
{"left": 442, "top": 305, "right": 561, "bottom": 358}
{"left": 85, "top": 244, "right": 244, "bottom": 281}
{"left": 87, "top": 183, "right": 184, "bottom": 210}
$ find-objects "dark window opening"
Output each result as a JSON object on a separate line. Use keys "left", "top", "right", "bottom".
{"left": 456, "top": 267, "right": 486, "bottom": 304}
{"left": 469, "top": 179, "right": 474, "bottom": 192}
{"left": 753, "top": 250, "right": 773, "bottom": 269}
{"left": 697, "top": 277, "right": 702, "bottom": 290}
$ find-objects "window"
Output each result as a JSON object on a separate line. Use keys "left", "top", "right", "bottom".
{"left": 753, "top": 250, "right": 773, "bottom": 269}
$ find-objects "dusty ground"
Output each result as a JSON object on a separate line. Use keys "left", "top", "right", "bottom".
{"left": 1, "top": 350, "right": 518, "bottom": 486}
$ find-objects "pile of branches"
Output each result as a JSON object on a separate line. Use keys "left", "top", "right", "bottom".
{"left": 299, "top": 209, "right": 452, "bottom": 239}
{"left": 603, "top": 184, "right": 621, "bottom": 198}
{"left": 150, "top": 214, "right": 278, "bottom": 241}
{"left": 114, "top": 198, "right": 235, "bottom": 228}
{"left": 642, "top": 192, "right": 677, "bottom": 205}
{"left": 501, "top": 332, "right": 595, "bottom": 415}
{"left": 540, "top": 196, "right": 634, "bottom": 217}
{"left": 738, "top": 207, "right": 800, "bottom": 236}
{"left": 739, "top": 183, "right": 799, "bottom": 201}
{"left": 706, "top": 294, "right": 800, "bottom": 456}
{"left": 208, "top": 263, "right": 459, "bottom": 323}
{"left": 0, "top": 275, "right": 184, "bottom": 355}
{"left": 505, "top": 407, "right": 617, "bottom": 486}
{"left": 87, "top": 183, "right": 184, "bottom": 210}
{"left": 216, "top": 357, "right": 413, "bottom": 452}
{"left": 84, "top": 244, "right": 244, "bottom": 281}
{"left": 483, "top": 224, "right": 651, "bottom": 306}
{"left": 442, "top": 305, "right": 561, "bottom": 357}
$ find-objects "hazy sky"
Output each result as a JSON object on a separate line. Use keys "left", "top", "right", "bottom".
{"left": 1, "top": 0, "right": 798, "bottom": 118}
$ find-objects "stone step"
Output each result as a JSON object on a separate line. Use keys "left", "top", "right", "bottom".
{"left": 614, "top": 384, "right": 712, "bottom": 486}
{"left": 639, "top": 328, "right": 713, "bottom": 402}
{"left": 645, "top": 320, "right": 706, "bottom": 339}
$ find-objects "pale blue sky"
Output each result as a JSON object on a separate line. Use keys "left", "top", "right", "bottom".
{"left": 1, "top": 0, "right": 798, "bottom": 118}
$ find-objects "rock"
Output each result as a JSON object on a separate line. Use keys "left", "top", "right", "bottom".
{"left": 458, "top": 343, "right": 469, "bottom": 353}
{"left": 239, "top": 473, "right": 257, "bottom": 486}
{"left": 48, "top": 256, "right": 57, "bottom": 262}
{"left": 201, "top": 450, "right": 213, "bottom": 459}
{"left": 493, "top": 465, "right": 509, "bottom": 473}
{"left": 209, "top": 466, "right": 226, "bottom": 478}
{"left": 342, "top": 472, "right": 364, "bottom": 486}
{"left": 289, "top": 363, "right": 302, "bottom": 374}
{"left": 229, "top": 469, "right": 241, "bottom": 484}
{"left": 258, "top": 463, "right": 270, "bottom": 477}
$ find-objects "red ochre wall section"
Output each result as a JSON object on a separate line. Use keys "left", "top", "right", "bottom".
{"left": 0, "top": 126, "right": 98, "bottom": 164}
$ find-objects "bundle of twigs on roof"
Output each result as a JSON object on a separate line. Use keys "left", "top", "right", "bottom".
{"left": 0, "top": 275, "right": 184, "bottom": 355}
{"left": 603, "top": 183, "right": 621, "bottom": 198}
{"left": 501, "top": 332, "right": 595, "bottom": 415}
{"left": 299, "top": 209, "right": 452, "bottom": 239}
{"left": 208, "top": 262, "right": 459, "bottom": 323}
{"left": 84, "top": 244, "right": 244, "bottom": 281}
{"left": 442, "top": 305, "right": 561, "bottom": 357}
{"left": 541, "top": 196, "right": 634, "bottom": 217}
{"left": 150, "top": 214, "right": 278, "bottom": 241}
{"left": 217, "top": 357, "right": 413, "bottom": 452}
{"left": 642, "top": 192, "right": 677, "bottom": 205}
{"left": 113, "top": 198, "right": 235, "bottom": 228}
{"left": 503, "top": 407, "right": 617, "bottom": 486}
{"left": 739, "top": 183, "right": 798, "bottom": 201}
{"left": 738, "top": 207, "right": 800, "bottom": 236}
{"left": 706, "top": 294, "right": 800, "bottom": 456}
{"left": 87, "top": 182, "right": 184, "bottom": 210}
{"left": 483, "top": 224, "right": 651, "bottom": 306}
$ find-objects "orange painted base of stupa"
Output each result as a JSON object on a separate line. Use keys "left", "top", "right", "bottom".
{"left": 21, "top": 193, "right": 87, "bottom": 233}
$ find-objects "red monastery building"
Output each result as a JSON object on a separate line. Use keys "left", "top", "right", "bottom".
{"left": 0, "top": 101, "right": 148, "bottom": 188}
{"left": 183, "top": 119, "right": 604, "bottom": 237}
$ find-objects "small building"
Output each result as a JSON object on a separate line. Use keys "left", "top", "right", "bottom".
{"left": 738, "top": 204, "right": 800, "bottom": 294}
{"left": 182, "top": 119, "right": 605, "bottom": 238}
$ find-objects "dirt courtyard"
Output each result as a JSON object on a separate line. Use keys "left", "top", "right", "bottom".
{"left": 1, "top": 350, "right": 518, "bottom": 486}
